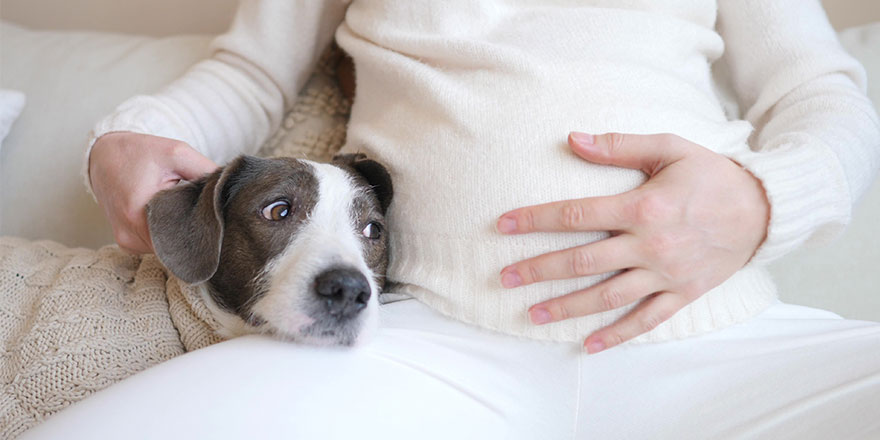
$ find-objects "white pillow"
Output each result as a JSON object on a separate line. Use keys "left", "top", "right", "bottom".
{"left": 0, "top": 89, "right": 25, "bottom": 146}
{"left": 0, "top": 89, "right": 26, "bottom": 232}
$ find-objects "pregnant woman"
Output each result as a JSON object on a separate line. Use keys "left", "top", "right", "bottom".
{"left": 47, "top": 0, "right": 880, "bottom": 438}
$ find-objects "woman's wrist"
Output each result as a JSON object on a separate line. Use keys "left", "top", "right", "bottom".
{"left": 727, "top": 143, "right": 852, "bottom": 265}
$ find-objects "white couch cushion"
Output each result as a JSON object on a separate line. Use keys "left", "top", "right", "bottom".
{"left": 0, "top": 22, "right": 211, "bottom": 248}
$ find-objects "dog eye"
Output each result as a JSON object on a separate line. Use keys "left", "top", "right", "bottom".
{"left": 362, "top": 222, "right": 382, "bottom": 240}
{"left": 261, "top": 200, "right": 291, "bottom": 221}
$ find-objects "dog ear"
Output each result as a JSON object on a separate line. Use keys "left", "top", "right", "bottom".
{"left": 333, "top": 153, "right": 394, "bottom": 214}
{"left": 146, "top": 157, "right": 246, "bottom": 284}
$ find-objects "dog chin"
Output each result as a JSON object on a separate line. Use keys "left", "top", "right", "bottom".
{"left": 202, "top": 284, "right": 380, "bottom": 347}
{"left": 291, "top": 314, "right": 377, "bottom": 347}
{"left": 253, "top": 307, "right": 376, "bottom": 347}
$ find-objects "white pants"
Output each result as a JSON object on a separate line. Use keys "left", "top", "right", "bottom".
{"left": 22, "top": 299, "right": 880, "bottom": 440}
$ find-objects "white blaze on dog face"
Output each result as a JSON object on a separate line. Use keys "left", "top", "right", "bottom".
{"left": 150, "top": 156, "right": 390, "bottom": 347}
{"left": 249, "top": 161, "right": 384, "bottom": 346}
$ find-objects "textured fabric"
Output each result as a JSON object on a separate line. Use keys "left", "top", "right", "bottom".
{"left": 19, "top": 299, "right": 880, "bottom": 440}
{"left": 0, "top": 237, "right": 224, "bottom": 438}
{"left": 259, "top": 46, "right": 352, "bottom": 163}
{"left": 84, "top": 0, "right": 880, "bottom": 342}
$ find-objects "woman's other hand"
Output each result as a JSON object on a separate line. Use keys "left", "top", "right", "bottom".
{"left": 496, "top": 132, "right": 770, "bottom": 353}
{"left": 88, "top": 132, "right": 218, "bottom": 254}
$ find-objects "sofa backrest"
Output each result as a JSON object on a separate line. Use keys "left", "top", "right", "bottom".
{"left": 1, "top": 0, "right": 879, "bottom": 36}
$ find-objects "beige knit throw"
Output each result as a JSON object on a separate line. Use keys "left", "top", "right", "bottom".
{"left": 0, "top": 46, "right": 351, "bottom": 438}
{"left": 0, "top": 237, "right": 225, "bottom": 438}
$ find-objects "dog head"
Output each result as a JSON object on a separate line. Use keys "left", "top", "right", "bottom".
{"left": 146, "top": 154, "right": 393, "bottom": 346}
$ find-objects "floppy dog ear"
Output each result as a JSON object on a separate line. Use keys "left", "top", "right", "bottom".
{"left": 333, "top": 153, "right": 394, "bottom": 214}
{"left": 147, "top": 157, "right": 246, "bottom": 284}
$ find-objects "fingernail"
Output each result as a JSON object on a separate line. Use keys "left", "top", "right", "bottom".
{"left": 497, "top": 215, "right": 517, "bottom": 234}
{"left": 585, "top": 340, "right": 606, "bottom": 354}
{"left": 501, "top": 270, "right": 523, "bottom": 288}
{"left": 570, "top": 132, "right": 595, "bottom": 146}
{"left": 529, "top": 307, "right": 552, "bottom": 325}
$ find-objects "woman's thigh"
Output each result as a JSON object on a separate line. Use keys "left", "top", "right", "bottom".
{"left": 22, "top": 300, "right": 880, "bottom": 440}
{"left": 576, "top": 302, "right": 880, "bottom": 439}
{"left": 21, "top": 299, "right": 580, "bottom": 440}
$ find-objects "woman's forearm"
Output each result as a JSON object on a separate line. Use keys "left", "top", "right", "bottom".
{"left": 84, "top": 0, "right": 349, "bottom": 194}
{"left": 717, "top": 0, "right": 880, "bottom": 264}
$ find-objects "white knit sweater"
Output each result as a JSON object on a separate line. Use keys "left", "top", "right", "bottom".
{"left": 86, "top": 0, "right": 880, "bottom": 342}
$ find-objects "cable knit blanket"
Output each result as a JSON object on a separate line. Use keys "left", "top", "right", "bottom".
{"left": 0, "top": 238, "right": 225, "bottom": 437}
{"left": 0, "top": 47, "right": 351, "bottom": 439}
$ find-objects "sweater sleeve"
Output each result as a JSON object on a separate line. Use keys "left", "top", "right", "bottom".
{"left": 83, "top": 0, "right": 349, "bottom": 194}
{"left": 717, "top": 0, "right": 880, "bottom": 265}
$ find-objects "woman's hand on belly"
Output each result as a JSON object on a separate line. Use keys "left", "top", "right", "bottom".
{"left": 496, "top": 132, "right": 770, "bottom": 353}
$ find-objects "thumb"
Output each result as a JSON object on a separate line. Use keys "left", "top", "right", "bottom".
{"left": 167, "top": 145, "right": 220, "bottom": 182}
{"left": 568, "top": 132, "right": 688, "bottom": 175}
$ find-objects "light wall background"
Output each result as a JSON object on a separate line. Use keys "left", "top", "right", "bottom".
{"left": 823, "top": 0, "right": 880, "bottom": 28}
{"left": 0, "top": 0, "right": 238, "bottom": 36}
{"left": 1, "top": 0, "right": 879, "bottom": 35}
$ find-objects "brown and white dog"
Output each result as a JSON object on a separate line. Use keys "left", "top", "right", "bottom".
{"left": 148, "top": 153, "right": 394, "bottom": 346}
{"left": 0, "top": 153, "right": 393, "bottom": 435}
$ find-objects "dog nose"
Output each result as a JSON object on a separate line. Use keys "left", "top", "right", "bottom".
{"left": 313, "top": 268, "right": 371, "bottom": 318}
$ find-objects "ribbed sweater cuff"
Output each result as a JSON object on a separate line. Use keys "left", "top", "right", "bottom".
{"left": 729, "top": 143, "right": 851, "bottom": 265}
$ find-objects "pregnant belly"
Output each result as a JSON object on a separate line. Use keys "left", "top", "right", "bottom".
{"left": 347, "top": 68, "right": 750, "bottom": 237}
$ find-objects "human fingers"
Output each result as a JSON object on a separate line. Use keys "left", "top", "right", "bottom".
{"left": 500, "top": 235, "right": 641, "bottom": 288}
{"left": 568, "top": 132, "right": 693, "bottom": 175}
{"left": 111, "top": 225, "right": 153, "bottom": 254}
{"left": 159, "top": 141, "right": 219, "bottom": 182}
{"left": 526, "top": 269, "right": 664, "bottom": 325}
{"left": 582, "top": 292, "right": 686, "bottom": 354}
{"left": 106, "top": 205, "right": 154, "bottom": 254}
{"left": 137, "top": 143, "right": 215, "bottom": 252}
{"left": 497, "top": 193, "right": 636, "bottom": 234}
{"left": 496, "top": 132, "right": 701, "bottom": 235}
{"left": 107, "top": 180, "right": 160, "bottom": 254}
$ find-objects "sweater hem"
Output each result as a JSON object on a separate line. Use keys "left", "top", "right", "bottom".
{"left": 387, "top": 231, "right": 778, "bottom": 344}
